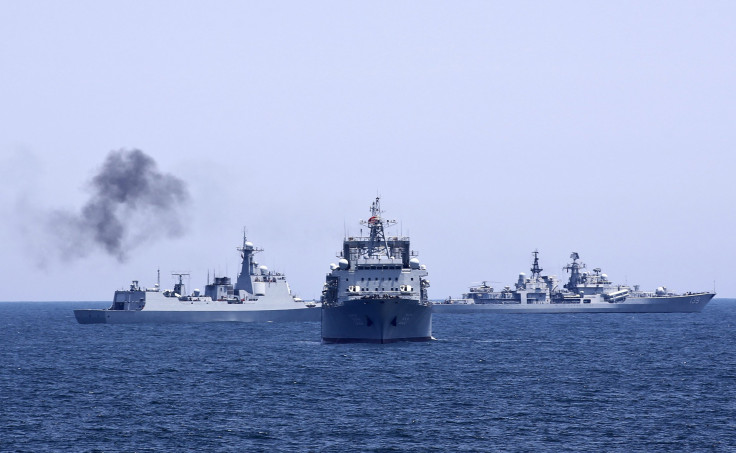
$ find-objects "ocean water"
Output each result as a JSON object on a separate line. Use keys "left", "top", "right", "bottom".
{"left": 2, "top": 301, "right": 735, "bottom": 452}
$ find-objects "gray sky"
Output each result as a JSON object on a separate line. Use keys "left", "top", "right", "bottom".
{"left": 2, "top": 1, "right": 734, "bottom": 301}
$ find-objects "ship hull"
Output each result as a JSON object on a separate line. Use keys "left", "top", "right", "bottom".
{"left": 321, "top": 299, "right": 432, "bottom": 343}
{"left": 432, "top": 293, "right": 715, "bottom": 314}
{"left": 74, "top": 307, "right": 321, "bottom": 324}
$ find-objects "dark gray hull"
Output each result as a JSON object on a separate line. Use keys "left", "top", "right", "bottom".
{"left": 321, "top": 299, "right": 432, "bottom": 343}
{"left": 74, "top": 307, "right": 321, "bottom": 324}
{"left": 432, "top": 293, "right": 715, "bottom": 314}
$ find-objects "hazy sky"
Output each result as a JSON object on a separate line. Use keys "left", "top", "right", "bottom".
{"left": 2, "top": 1, "right": 735, "bottom": 301}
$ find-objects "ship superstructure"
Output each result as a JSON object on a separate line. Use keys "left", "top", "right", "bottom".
{"left": 74, "top": 233, "right": 319, "bottom": 324}
{"left": 435, "top": 251, "right": 714, "bottom": 313}
{"left": 321, "top": 197, "right": 432, "bottom": 343}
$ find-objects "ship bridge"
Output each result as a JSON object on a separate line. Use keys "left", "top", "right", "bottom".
{"left": 342, "top": 237, "right": 415, "bottom": 269}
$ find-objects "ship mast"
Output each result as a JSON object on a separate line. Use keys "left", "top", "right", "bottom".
{"left": 171, "top": 272, "right": 189, "bottom": 296}
{"left": 359, "top": 197, "right": 396, "bottom": 258}
{"left": 237, "top": 229, "right": 263, "bottom": 274}
{"left": 563, "top": 252, "right": 585, "bottom": 292}
{"left": 531, "top": 249, "right": 543, "bottom": 279}
{"left": 235, "top": 228, "right": 263, "bottom": 293}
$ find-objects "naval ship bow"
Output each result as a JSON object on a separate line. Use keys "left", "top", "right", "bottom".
{"left": 321, "top": 197, "right": 432, "bottom": 343}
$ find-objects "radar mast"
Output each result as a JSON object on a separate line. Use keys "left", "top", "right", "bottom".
{"left": 171, "top": 272, "right": 189, "bottom": 296}
{"left": 359, "top": 197, "right": 396, "bottom": 258}
{"left": 563, "top": 252, "right": 586, "bottom": 292}
{"left": 531, "top": 249, "right": 543, "bottom": 279}
{"left": 235, "top": 228, "right": 263, "bottom": 293}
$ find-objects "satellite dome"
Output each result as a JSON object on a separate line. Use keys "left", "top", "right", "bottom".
{"left": 329, "top": 263, "right": 338, "bottom": 270}
{"left": 410, "top": 258, "right": 420, "bottom": 269}
{"left": 245, "top": 241, "right": 254, "bottom": 248}
{"left": 338, "top": 259, "right": 349, "bottom": 270}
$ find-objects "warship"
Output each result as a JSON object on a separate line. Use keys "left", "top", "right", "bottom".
{"left": 434, "top": 251, "right": 714, "bottom": 313}
{"left": 321, "top": 197, "right": 432, "bottom": 343}
{"left": 74, "top": 234, "right": 320, "bottom": 324}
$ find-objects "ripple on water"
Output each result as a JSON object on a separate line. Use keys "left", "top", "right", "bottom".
{"left": 1, "top": 301, "right": 735, "bottom": 451}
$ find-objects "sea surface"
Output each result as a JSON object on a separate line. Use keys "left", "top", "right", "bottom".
{"left": 2, "top": 300, "right": 736, "bottom": 452}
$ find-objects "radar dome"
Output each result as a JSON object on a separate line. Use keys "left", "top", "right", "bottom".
{"left": 259, "top": 265, "right": 268, "bottom": 274}
{"left": 245, "top": 241, "right": 254, "bottom": 248}
{"left": 601, "top": 274, "right": 608, "bottom": 280}
{"left": 420, "top": 264, "right": 426, "bottom": 270}
{"left": 338, "top": 259, "right": 349, "bottom": 270}
{"left": 329, "top": 263, "right": 338, "bottom": 270}
{"left": 410, "top": 258, "right": 420, "bottom": 269}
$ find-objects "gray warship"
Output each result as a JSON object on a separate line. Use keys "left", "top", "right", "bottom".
{"left": 434, "top": 251, "right": 714, "bottom": 313}
{"left": 74, "top": 234, "right": 320, "bottom": 324}
{"left": 321, "top": 197, "right": 432, "bottom": 343}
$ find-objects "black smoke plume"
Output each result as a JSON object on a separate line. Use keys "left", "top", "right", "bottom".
{"left": 50, "top": 149, "right": 190, "bottom": 261}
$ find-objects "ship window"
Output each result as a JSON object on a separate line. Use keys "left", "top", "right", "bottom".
{"left": 411, "top": 278, "right": 414, "bottom": 281}
{"left": 361, "top": 278, "right": 364, "bottom": 281}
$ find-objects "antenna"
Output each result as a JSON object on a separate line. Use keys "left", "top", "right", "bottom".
{"left": 171, "top": 272, "right": 190, "bottom": 296}
{"left": 531, "top": 249, "right": 543, "bottom": 279}
{"left": 359, "top": 196, "right": 396, "bottom": 257}
{"left": 171, "top": 272, "right": 190, "bottom": 283}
